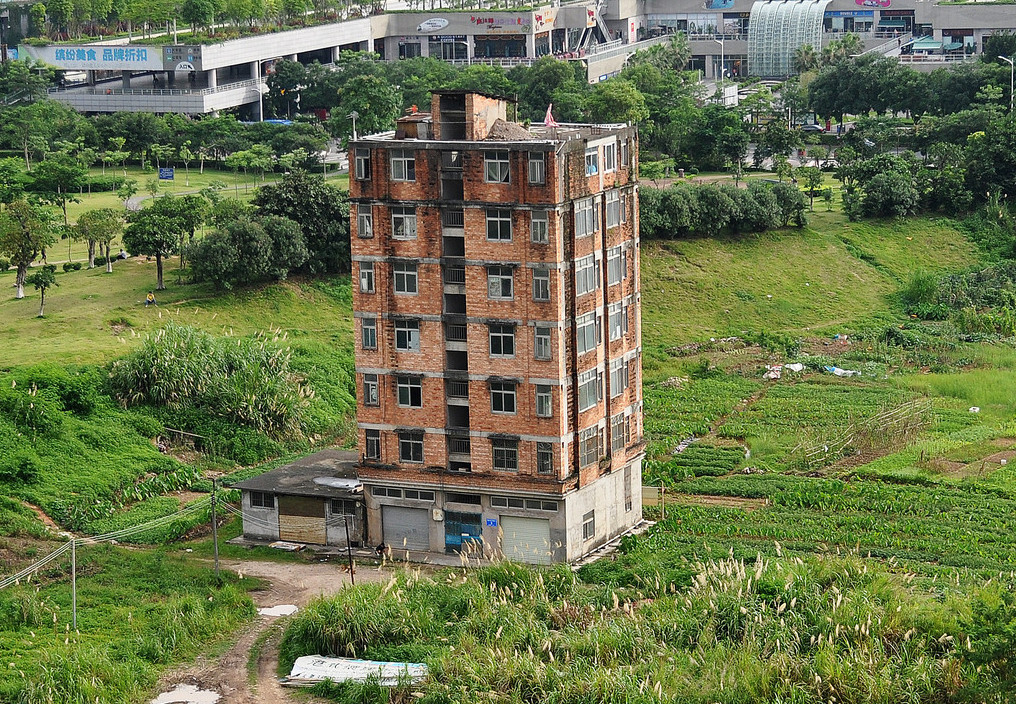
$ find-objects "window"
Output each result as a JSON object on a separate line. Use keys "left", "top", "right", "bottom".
{"left": 606, "top": 191, "right": 621, "bottom": 229}
{"left": 395, "top": 320, "right": 420, "bottom": 352}
{"left": 531, "top": 210, "right": 549, "bottom": 244}
{"left": 624, "top": 465, "right": 633, "bottom": 512}
{"left": 365, "top": 429, "right": 381, "bottom": 460}
{"left": 357, "top": 204, "right": 373, "bottom": 238}
{"left": 487, "top": 266, "right": 514, "bottom": 300}
{"left": 354, "top": 148, "right": 371, "bottom": 180}
{"left": 535, "top": 385, "right": 552, "bottom": 417}
{"left": 363, "top": 373, "right": 379, "bottom": 406}
{"left": 250, "top": 491, "right": 274, "bottom": 509}
{"left": 609, "top": 301, "right": 629, "bottom": 341}
{"left": 536, "top": 442, "right": 553, "bottom": 474}
{"left": 576, "top": 312, "right": 600, "bottom": 355}
{"left": 579, "top": 426, "right": 601, "bottom": 468}
{"left": 486, "top": 208, "right": 512, "bottom": 241}
{"left": 404, "top": 489, "right": 435, "bottom": 501}
{"left": 491, "top": 494, "right": 557, "bottom": 510}
{"left": 532, "top": 268, "right": 550, "bottom": 302}
{"left": 621, "top": 139, "right": 630, "bottom": 167}
{"left": 574, "top": 198, "right": 595, "bottom": 238}
{"left": 575, "top": 255, "right": 597, "bottom": 297}
{"left": 394, "top": 261, "right": 418, "bottom": 294}
{"left": 447, "top": 492, "right": 481, "bottom": 505}
{"left": 331, "top": 499, "right": 357, "bottom": 515}
{"left": 585, "top": 148, "right": 599, "bottom": 176}
{"left": 610, "top": 357, "right": 630, "bottom": 398}
{"left": 603, "top": 142, "right": 617, "bottom": 173}
{"left": 359, "top": 262, "right": 375, "bottom": 293}
{"left": 607, "top": 246, "right": 625, "bottom": 284}
{"left": 528, "top": 151, "right": 546, "bottom": 184}
{"left": 492, "top": 438, "right": 519, "bottom": 471}
{"left": 490, "top": 380, "right": 517, "bottom": 414}
{"left": 396, "top": 376, "right": 422, "bottom": 408}
{"left": 361, "top": 317, "right": 377, "bottom": 350}
{"left": 392, "top": 206, "right": 417, "bottom": 240}
{"left": 582, "top": 510, "right": 595, "bottom": 540}
{"left": 578, "top": 368, "right": 602, "bottom": 412}
{"left": 484, "top": 150, "right": 510, "bottom": 183}
{"left": 534, "top": 326, "right": 551, "bottom": 360}
{"left": 612, "top": 411, "right": 630, "bottom": 451}
{"left": 489, "top": 323, "right": 515, "bottom": 357}
{"left": 398, "top": 431, "right": 424, "bottom": 463}
{"left": 390, "top": 149, "right": 415, "bottom": 181}
{"left": 620, "top": 190, "right": 628, "bottom": 224}
{"left": 373, "top": 486, "right": 402, "bottom": 498}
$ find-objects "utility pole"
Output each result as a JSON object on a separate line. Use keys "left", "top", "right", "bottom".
{"left": 1000, "top": 56, "right": 1015, "bottom": 114}
{"left": 349, "top": 110, "right": 359, "bottom": 141}
{"left": 211, "top": 479, "right": 219, "bottom": 579}
{"left": 343, "top": 514, "right": 355, "bottom": 586}
{"left": 71, "top": 538, "right": 77, "bottom": 630}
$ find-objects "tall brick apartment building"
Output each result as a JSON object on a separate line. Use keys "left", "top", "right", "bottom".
{"left": 349, "top": 91, "right": 643, "bottom": 564}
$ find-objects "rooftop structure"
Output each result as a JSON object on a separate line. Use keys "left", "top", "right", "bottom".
{"left": 349, "top": 91, "right": 644, "bottom": 563}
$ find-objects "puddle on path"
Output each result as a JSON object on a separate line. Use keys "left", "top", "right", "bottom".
{"left": 150, "top": 683, "right": 221, "bottom": 704}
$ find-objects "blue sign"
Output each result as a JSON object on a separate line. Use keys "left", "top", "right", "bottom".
{"left": 485, "top": 518, "right": 498, "bottom": 527}
{"left": 158, "top": 168, "right": 175, "bottom": 180}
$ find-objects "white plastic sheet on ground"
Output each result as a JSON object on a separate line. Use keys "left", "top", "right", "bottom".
{"left": 285, "top": 655, "right": 428, "bottom": 687}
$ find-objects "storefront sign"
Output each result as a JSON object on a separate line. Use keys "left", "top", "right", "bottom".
{"left": 534, "top": 9, "right": 556, "bottom": 31}
{"left": 21, "top": 43, "right": 181, "bottom": 71}
{"left": 826, "top": 9, "right": 874, "bottom": 16}
{"left": 855, "top": 0, "right": 891, "bottom": 7}
{"left": 470, "top": 15, "right": 533, "bottom": 32}
{"left": 417, "top": 18, "right": 450, "bottom": 32}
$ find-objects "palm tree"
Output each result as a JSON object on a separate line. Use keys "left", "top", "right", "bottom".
{"left": 793, "top": 44, "right": 819, "bottom": 74}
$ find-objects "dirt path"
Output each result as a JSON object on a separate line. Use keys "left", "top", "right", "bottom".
{"left": 155, "top": 559, "right": 395, "bottom": 704}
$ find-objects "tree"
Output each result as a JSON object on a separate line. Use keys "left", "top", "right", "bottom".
{"left": 585, "top": 80, "right": 649, "bottom": 125}
{"left": 178, "top": 142, "right": 195, "bottom": 186}
{"left": 31, "top": 152, "right": 87, "bottom": 226}
{"left": 75, "top": 207, "right": 124, "bottom": 272}
{"left": 628, "top": 33, "right": 691, "bottom": 73}
{"left": 26, "top": 265, "right": 57, "bottom": 317}
{"left": 0, "top": 158, "right": 28, "bottom": 205}
{"left": 0, "top": 200, "right": 56, "bottom": 299}
{"left": 181, "top": 0, "right": 217, "bottom": 31}
{"left": 117, "top": 179, "right": 139, "bottom": 209}
{"left": 329, "top": 74, "right": 402, "bottom": 142}
{"left": 266, "top": 59, "right": 307, "bottom": 118}
{"left": 797, "top": 166, "right": 825, "bottom": 210}
{"left": 253, "top": 170, "right": 349, "bottom": 273}
{"left": 861, "top": 171, "right": 918, "bottom": 218}
{"left": 793, "top": 44, "right": 819, "bottom": 74}
{"left": 0, "top": 59, "right": 55, "bottom": 104}
{"left": 150, "top": 194, "right": 209, "bottom": 274}
{"left": 123, "top": 209, "right": 182, "bottom": 290}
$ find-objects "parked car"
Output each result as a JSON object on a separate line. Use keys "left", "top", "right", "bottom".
{"left": 801, "top": 124, "right": 824, "bottom": 133}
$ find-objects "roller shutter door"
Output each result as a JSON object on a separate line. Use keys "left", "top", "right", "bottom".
{"left": 278, "top": 496, "right": 326, "bottom": 544}
{"left": 500, "top": 516, "right": 552, "bottom": 564}
{"left": 382, "top": 506, "right": 430, "bottom": 552}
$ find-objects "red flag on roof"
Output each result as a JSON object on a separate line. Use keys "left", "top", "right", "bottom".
{"left": 544, "top": 103, "right": 559, "bottom": 127}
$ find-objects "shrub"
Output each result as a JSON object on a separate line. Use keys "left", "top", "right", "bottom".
{"left": 0, "top": 257, "right": 10, "bottom": 271}
{"left": 0, "top": 448, "right": 43, "bottom": 485}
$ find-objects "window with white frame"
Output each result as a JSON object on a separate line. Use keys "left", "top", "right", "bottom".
{"left": 582, "top": 509, "right": 595, "bottom": 539}
{"left": 390, "top": 149, "right": 415, "bottom": 181}
{"left": 359, "top": 261, "right": 375, "bottom": 293}
{"left": 490, "top": 380, "right": 517, "bottom": 414}
{"left": 609, "top": 301, "right": 629, "bottom": 341}
{"left": 585, "top": 148, "right": 599, "bottom": 176}
{"left": 354, "top": 149, "right": 371, "bottom": 180}
{"left": 531, "top": 210, "right": 549, "bottom": 244}
{"left": 365, "top": 429, "right": 381, "bottom": 460}
{"left": 607, "top": 245, "right": 625, "bottom": 285}
{"left": 398, "top": 430, "right": 424, "bottom": 463}
{"left": 485, "top": 150, "right": 510, "bottom": 183}
{"left": 624, "top": 465, "right": 633, "bottom": 512}
{"left": 363, "top": 373, "right": 379, "bottom": 406}
{"left": 620, "top": 139, "right": 630, "bottom": 167}
{"left": 395, "top": 319, "right": 420, "bottom": 352}
{"left": 575, "top": 254, "right": 597, "bottom": 296}
{"left": 574, "top": 197, "right": 595, "bottom": 238}
{"left": 576, "top": 312, "right": 599, "bottom": 355}
{"left": 489, "top": 323, "right": 515, "bottom": 357}
{"left": 528, "top": 151, "right": 545, "bottom": 184}
{"left": 536, "top": 442, "right": 553, "bottom": 474}
{"left": 535, "top": 384, "right": 552, "bottom": 417}
{"left": 579, "top": 426, "right": 601, "bottom": 468}
{"left": 250, "top": 491, "right": 274, "bottom": 508}
{"left": 611, "top": 411, "right": 629, "bottom": 451}
{"left": 492, "top": 438, "right": 519, "bottom": 471}
{"left": 486, "top": 208, "right": 512, "bottom": 241}
{"left": 610, "top": 357, "right": 629, "bottom": 397}
{"left": 534, "top": 325, "right": 551, "bottom": 360}
{"left": 361, "top": 317, "right": 377, "bottom": 350}
{"left": 396, "top": 376, "right": 422, "bottom": 408}
{"left": 392, "top": 206, "right": 417, "bottom": 240}
{"left": 603, "top": 142, "right": 617, "bottom": 173}
{"left": 578, "top": 368, "right": 602, "bottom": 412}
{"left": 532, "top": 268, "right": 550, "bottom": 301}
{"left": 357, "top": 204, "right": 373, "bottom": 238}
{"left": 487, "top": 266, "right": 514, "bottom": 299}
{"left": 393, "top": 261, "right": 418, "bottom": 294}
{"left": 620, "top": 190, "right": 628, "bottom": 223}
{"left": 606, "top": 190, "right": 621, "bottom": 229}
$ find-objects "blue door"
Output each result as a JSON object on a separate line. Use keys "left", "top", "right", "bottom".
{"left": 445, "top": 511, "right": 482, "bottom": 553}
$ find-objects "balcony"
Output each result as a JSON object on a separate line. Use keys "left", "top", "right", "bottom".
{"left": 444, "top": 292, "right": 466, "bottom": 315}
{"left": 446, "top": 378, "right": 469, "bottom": 399}
{"left": 447, "top": 434, "right": 471, "bottom": 472}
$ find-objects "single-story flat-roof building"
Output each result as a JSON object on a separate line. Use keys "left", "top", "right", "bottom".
{"left": 232, "top": 449, "right": 364, "bottom": 547}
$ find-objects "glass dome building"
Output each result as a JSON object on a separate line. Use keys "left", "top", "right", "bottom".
{"left": 748, "top": 0, "right": 831, "bottom": 77}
